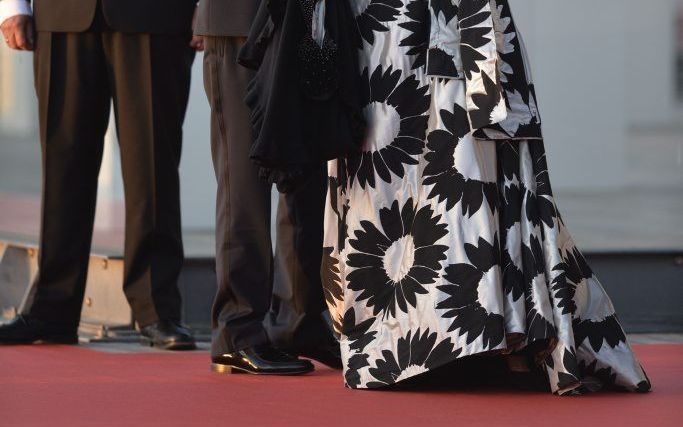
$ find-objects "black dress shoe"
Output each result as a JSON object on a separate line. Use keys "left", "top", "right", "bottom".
{"left": 212, "top": 344, "right": 315, "bottom": 375}
{"left": 0, "top": 315, "right": 78, "bottom": 345}
{"left": 297, "top": 342, "right": 343, "bottom": 370}
{"left": 140, "top": 320, "right": 196, "bottom": 351}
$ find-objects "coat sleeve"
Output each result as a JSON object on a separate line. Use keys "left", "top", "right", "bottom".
{"left": 427, "top": 0, "right": 507, "bottom": 132}
{"left": 427, "top": 0, "right": 542, "bottom": 140}
{"left": 0, "top": 0, "right": 33, "bottom": 25}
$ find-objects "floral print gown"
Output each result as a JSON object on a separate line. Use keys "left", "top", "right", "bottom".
{"left": 321, "top": 0, "right": 651, "bottom": 395}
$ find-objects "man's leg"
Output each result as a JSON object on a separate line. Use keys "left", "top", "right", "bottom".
{"left": 267, "top": 165, "right": 335, "bottom": 350}
{"left": 203, "top": 36, "right": 273, "bottom": 356}
{"left": 101, "top": 31, "right": 194, "bottom": 328}
{"left": 26, "top": 30, "right": 111, "bottom": 330}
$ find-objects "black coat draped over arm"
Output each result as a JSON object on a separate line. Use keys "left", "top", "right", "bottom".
{"left": 238, "top": 0, "right": 365, "bottom": 193}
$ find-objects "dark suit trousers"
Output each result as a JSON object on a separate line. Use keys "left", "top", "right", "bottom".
{"left": 266, "top": 169, "right": 330, "bottom": 350}
{"left": 29, "top": 27, "right": 195, "bottom": 329}
{"left": 203, "top": 36, "right": 329, "bottom": 356}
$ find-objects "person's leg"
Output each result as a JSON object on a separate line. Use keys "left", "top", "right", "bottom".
{"left": 27, "top": 30, "right": 111, "bottom": 330}
{"left": 203, "top": 36, "right": 273, "bottom": 356}
{"left": 101, "top": 30, "right": 194, "bottom": 327}
{"left": 267, "top": 165, "right": 333, "bottom": 349}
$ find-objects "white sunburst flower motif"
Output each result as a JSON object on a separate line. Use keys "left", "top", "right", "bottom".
{"left": 346, "top": 198, "right": 449, "bottom": 319}
{"left": 435, "top": 235, "right": 506, "bottom": 349}
{"left": 347, "top": 65, "right": 431, "bottom": 189}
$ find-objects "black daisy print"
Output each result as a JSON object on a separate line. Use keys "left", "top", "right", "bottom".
{"left": 491, "top": 1, "right": 543, "bottom": 139}
{"left": 347, "top": 198, "right": 448, "bottom": 318}
{"left": 436, "top": 236, "right": 505, "bottom": 349}
{"left": 468, "top": 71, "right": 503, "bottom": 131}
{"left": 423, "top": 106, "right": 498, "bottom": 216}
{"left": 348, "top": 65, "right": 430, "bottom": 189}
{"left": 430, "top": 0, "right": 458, "bottom": 22}
{"left": 577, "top": 359, "right": 651, "bottom": 393}
{"left": 573, "top": 315, "right": 627, "bottom": 353}
{"left": 425, "top": 47, "right": 461, "bottom": 77}
{"left": 551, "top": 246, "right": 593, "bottom": 316}
{"left": 497, "top": 143, "right": 525, "bottom": 302}
{"left": 499, "top": 233, "right": 557, "bottom": 341}
{"left": 328, "top": 176, "right": 350, "bottom": 251}
{"left": 424, "top": 0, "right": 460, "bottom": 78}
{"left": 346, "top": 353, "right": 371, "bottom": 388}
{"left": 578, "top": 359, "right": 621, "bottom": 390}
{"left": 500, "top": 244, "right": 524, "bottom": 302}
{"left": 458, "top": 0, "right": 494, "bottom": 81}
{"left": 399, "top": 0, "right": 429, "bottom": 70}
{"left": 323, "top": 0, "right": 651, "bottom": 393}
{"left": 498, "top": 140, "right": 559, "bottom": 344}
{"left": 556, "top": 347, "right": 582, "bottom": 392}
{"left": 340, "top": 307, "right": 378, "bottom": 388}
{"left": 491, "top": 2, "right": 516, "bottom": 82}
{"left": 498, "top": 142, "right": 559, "bottom": 342}
{"left": 521, "top": 235, "right": 557, "bottom": 341}
{"left": 524, "top": 143, "right": 558, "bottom": 229}
{"left": 355, "top": 0, "right": 404, "bottom": 45}
{"left": 497, "top": 142, "right": 524, "bottom": 229}
{"left": 366, "top": 328, "right": 461, "bottom": 387}
{"left": 342, "top": 307, "right": 378, "bottom": 353}
{"left": 321, "top": 247, "right": 344, "bottom": 313}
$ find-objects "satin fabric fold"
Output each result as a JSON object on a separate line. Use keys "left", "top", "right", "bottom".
{"left": 322, "top": 0, "right": 650, "bottom": 395}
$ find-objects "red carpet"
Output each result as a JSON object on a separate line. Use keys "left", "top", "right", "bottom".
{"left": 0, "top": 344, "right": 681, "bottom": 426}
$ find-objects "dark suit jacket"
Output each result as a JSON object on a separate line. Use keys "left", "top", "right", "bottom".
{"left": 32, "top": 0, "right": 196, "bottom": 34}
{"left": 193, "top": 0, "right": 260, "bottom": 37}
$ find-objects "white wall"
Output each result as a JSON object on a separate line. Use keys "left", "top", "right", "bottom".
{"left": 1, "top": 0, "right": 681, "bottom": 230}
{"left": 511, "top": 0, "right": 683, "bottom": 191}
{"left": 622, "top": 0, "right": 683, "bottom": 125}
{"left": 0, "top": 49, "right": 34, "bottom": 134}
{"left": 177, "top": 57, "right": 216, "bottom": 228}
{"left": 512, "top": 0, "right": 629, "bottom": 190}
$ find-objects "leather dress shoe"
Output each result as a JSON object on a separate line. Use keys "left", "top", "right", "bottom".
{"left": 0, "top": 315, "right": 78, "bottom": 345}
{"left": 212, "top": 344, "right": 314, "bottom": 375}
{"left": 297, "top": 342, "right": 343, "bottom": 370}
{"left": 140, "top": 320, "right": 196, "bottom": 351}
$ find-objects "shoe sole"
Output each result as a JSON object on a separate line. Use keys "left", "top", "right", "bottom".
{"left": 141, "top": 337, "right": 197, "bottom": 351}
{"left": 211, "top": 363, "right": 314, "bottom": 376}
{"left": 297, "top": 354, "right": 343, "bottom": 370}
{"left": 294, "top": 350, "right": 344, "bottom": 370}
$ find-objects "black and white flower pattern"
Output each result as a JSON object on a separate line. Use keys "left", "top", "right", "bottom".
{"left": 398, "top": 0, "right": 429, "bottom": 70}
{"left": 366, "top": 329, "right": 462, "bottom": 387}
{"left": 324, "top": 0, "right": 651, "bottom": 394}
{"left": 340, "top": 307, "right": 378, "bottom": 387}
{"left": 347, "top": 199, "right": 448, "bottom": 318}
{"left": 347, "top": 65, "right": 430, "bottom": 189}
{"left": 422, "top": 105, "right": 498, "bottom": 215}
{"left": 436, "top": 236, "right": 505, "bottom": 349}
{"left": 355, "top": 0, "right": 404, "bottom": 45}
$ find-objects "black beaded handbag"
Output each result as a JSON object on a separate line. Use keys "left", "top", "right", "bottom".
{"left": 239, "top": 0, "right": 365, "bottom": 192}
{"left": 297, "top": 0, "right": 339, "bottom": 101}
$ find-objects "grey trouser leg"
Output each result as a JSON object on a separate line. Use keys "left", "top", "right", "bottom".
{"left": 204, "top": 36, "right": 272, "bottom": 356}
{"left": 205, "top": 36, "right": 331, "bottom": 356}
